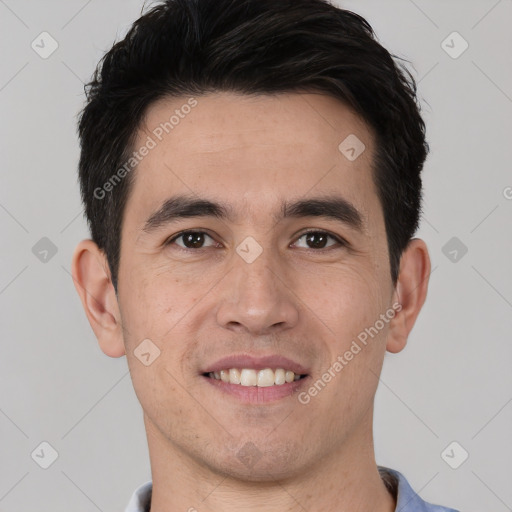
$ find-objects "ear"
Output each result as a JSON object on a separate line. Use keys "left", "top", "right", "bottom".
{"left": 71, "top": 239, "right": 126, "bottom": 357}
{"left": 386, "top": 238, "right": 431, "bottom": 354}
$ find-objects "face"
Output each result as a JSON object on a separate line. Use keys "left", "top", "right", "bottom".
{"left": 114, "top": 92, "right": 398, "bottom": 480}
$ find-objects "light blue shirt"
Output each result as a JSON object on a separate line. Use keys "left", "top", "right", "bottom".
{"left": 124, "top": 466, "right": 459, "bottom": 511}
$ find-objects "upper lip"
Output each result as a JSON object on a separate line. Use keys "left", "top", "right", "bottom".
{"left": 202, "top": 354, "right": 310, "bottom": 375}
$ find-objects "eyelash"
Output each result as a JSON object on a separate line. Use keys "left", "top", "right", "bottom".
{"left": 164, "top": 229, "right": 348, "bottom": 252}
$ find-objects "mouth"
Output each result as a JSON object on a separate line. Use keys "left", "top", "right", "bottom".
{"left": 200, "top": 354, "right": 310, "bottom": 404}
{"left": 202, "top": 368, "right": 308, "bottom": 386}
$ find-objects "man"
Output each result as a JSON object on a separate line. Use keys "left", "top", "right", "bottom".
{"left": 71, "top": 0, "right": 459, "bottom": 510}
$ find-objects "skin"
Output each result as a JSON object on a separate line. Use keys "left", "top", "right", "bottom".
{"left": 72, "top": 92, "right": 430, "bottom": 512}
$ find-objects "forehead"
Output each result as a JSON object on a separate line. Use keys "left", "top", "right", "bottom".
{"left": 125, "top": 91, "right": 379, "bottom": 230}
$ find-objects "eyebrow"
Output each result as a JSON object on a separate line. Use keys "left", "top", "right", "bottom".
{"left": 141, "top": 194, "right": 364, "bottom": 234}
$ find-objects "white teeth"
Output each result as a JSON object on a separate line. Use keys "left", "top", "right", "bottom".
{"left": 208, "top": 368, "right": 304, "bottom": 386}
{"left": 274, "top": 368, "right": 286, "bottom": 385}
{"left": 229, "top": 368, "right": 241, "bottom": 384}
{"left": 240, "top": 369, "right": 257, "bottom": 386}
{"left": 257, "top": 368, "right": 275, "bottom": 387}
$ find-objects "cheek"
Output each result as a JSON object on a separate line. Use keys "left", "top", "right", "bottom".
{"left": 120, "top": 264, "right": 211, "bottom": 390}
{"left": 119, "top": 267, "right": 206, "bottom": 426}
{"left": 119, "top": 259, "right": 204, "bottom": 341}
{"left": 296, "top": 261, "right": 387, "bottom": 339}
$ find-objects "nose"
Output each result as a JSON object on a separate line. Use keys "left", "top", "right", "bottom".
{"left": 215, "top": 250, "right": 300, "bottom": 336}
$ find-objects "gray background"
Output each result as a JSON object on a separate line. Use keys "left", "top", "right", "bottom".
{"left": 1, "top": 0, "right": 511, "bottom": 510}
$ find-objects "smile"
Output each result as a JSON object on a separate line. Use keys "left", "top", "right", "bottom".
{"left": 205, "top": 368, "right": 307, "bottom": 387}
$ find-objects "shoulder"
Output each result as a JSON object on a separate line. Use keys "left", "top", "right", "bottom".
{"left": 378, "top": 466, "right": 459, "bottom": 512}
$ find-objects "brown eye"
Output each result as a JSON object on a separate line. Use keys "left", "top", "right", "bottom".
{"left": 167, "top": 231, "right": 217, "bottom": 249}
{"left": 293, "top": 231, "right": 344, "bottom": 250}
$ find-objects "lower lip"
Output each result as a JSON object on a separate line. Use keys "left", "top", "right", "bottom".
{"left": 202, "top": 375, "right": 309, "bottom": 404}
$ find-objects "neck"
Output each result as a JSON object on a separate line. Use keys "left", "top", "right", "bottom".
{"left": 143, "top": 409, "right": 396, "bottom": 512}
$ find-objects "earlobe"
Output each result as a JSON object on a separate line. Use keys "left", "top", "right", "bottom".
{"left": 71, "top": 239, "right": 126, "bottom": 358}
{"left": 386, "top": 238, "right": 431, "bottom": 354}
